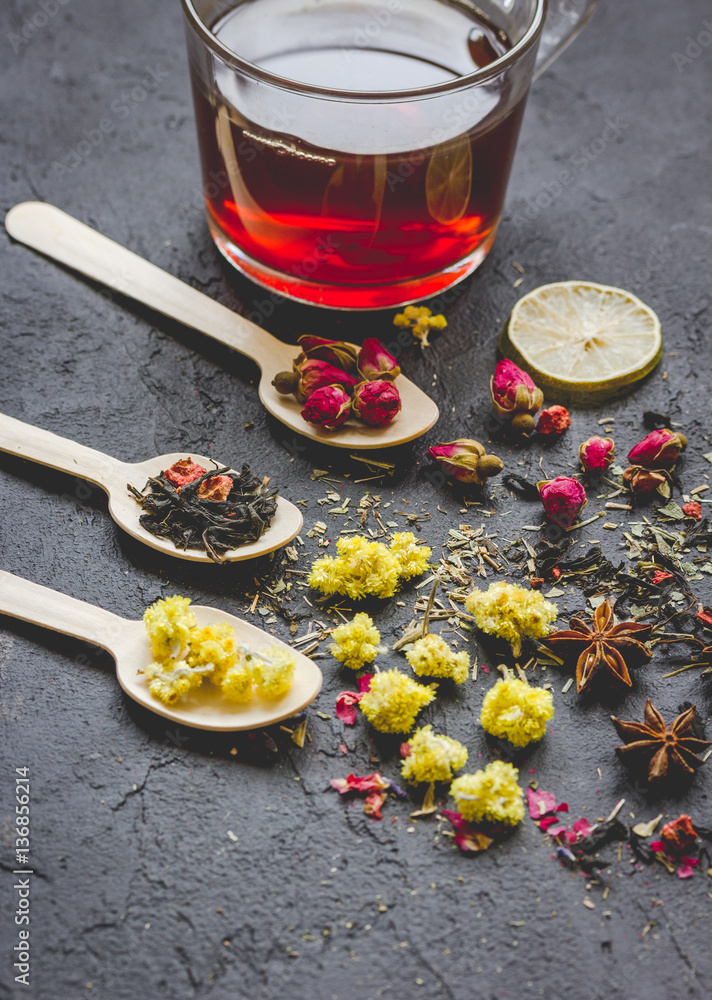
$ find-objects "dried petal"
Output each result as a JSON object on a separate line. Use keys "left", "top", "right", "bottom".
{"left": 536, "top": 405, "right": 571, "bottom": 435}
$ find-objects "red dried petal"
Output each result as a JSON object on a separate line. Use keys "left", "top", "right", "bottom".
{"left": 165, "top": 458, "right": 206, "bottom": 488}
{"left": 335, "top": 691, "right": 362, "bottom": 725}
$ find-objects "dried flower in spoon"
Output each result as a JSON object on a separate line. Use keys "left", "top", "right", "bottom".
{"left": 611, "top": 700, "right": 711, "bottom": 783}
{"left": 301, "top": 384, "right": 352, "bottom": 431}
{"left": 272, "top": 358, "right": 360, "bottom": 400}
{"left": 352, "top": 379, "right": 402, "bottom": 427}
{"left": 357, "top": 338, "right": 401, "bottom": 381}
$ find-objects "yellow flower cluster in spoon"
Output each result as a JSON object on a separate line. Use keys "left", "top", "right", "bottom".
{"left": 142, "top": 595, "right": 295, "bottom": 705}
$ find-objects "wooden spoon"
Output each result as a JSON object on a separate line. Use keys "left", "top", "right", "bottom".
{"left": 0, "top": 570, "right": 322, "bottom": 731}
{"left": 0, "top": 411, "right": 302, "bottom": 563}
{"left": 4, "top": 202, "right": 439, "bottom": 450}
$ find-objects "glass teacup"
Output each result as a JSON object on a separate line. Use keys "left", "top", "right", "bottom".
{"left": 182, "top": 0, "right": 597, "bottom": 309}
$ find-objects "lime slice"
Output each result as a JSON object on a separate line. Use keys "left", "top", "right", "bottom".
{"left": 425, "top": 135, "right": 473, "bottom": 225}
{"left": 500, "top": 281, "right": 663, "bottom": 404}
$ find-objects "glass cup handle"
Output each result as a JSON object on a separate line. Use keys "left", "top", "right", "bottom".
{"left": 533, "top": 0, "right": 599, "bottom": 79}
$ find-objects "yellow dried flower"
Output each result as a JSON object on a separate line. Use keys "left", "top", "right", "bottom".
{"left": 450, "top": 761, "right": 525, "bottom": 826}
{"left": 401, "top": 725, "right": 468, "bottom": 783}
{"left": 329, "top": 612, "right": 383, "bottom": 670}
{"left": 390, "top": 532, "right": 432, "bottom": 579}
{"left": 186, "top": 622, "right": 238, "bottom": 683}
{"left": 405, "top": 633, "right": 470, "bottom": 684}
{"left": 220, "top": 659, "right": 253, "bottom": 703}
{"left": 142, "top": 660, "right": 213, "bottom": 705}
{"left": 249, "top": 645, "right": 296, "bottom": 700}
{"left": 141, "top": 597, "right": 295, "bottom": 705}
{"left": 308, "top": 533, "right": 429, "bottom": 600}
{"left": 465, "top": 580, "right": 558, "bottom": 657}
{"left": 480, "top": 678, "right": 554, "bottom": 747}
{"left": 359, "top": 669, "right": 436, "bottom": 733}
{"left": 393, "top": 305, "right": 447, "bottom": 348}
{"left": 143, "top": 595, "right": 197, "bottom": 662}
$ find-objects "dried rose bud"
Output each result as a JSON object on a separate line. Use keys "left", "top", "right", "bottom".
{"left": 579, "top": 436, "right": 615, "bottom": 473}
{"left": 165, "top": 458, "right": 206, "bottom": 489}
{"left": 490, "top": 360, "right": 544, "bottom": 422}
{"left": 628, "top": 428, "right": 687, "bottom": 468}
{"left": 273, "top": 359, "right": 359, "bottom": 400}
{"left": 623, "top": 465, "right": 671, "bottom": 495}
{"left": 196, "top": 474, "right": 233, "bottom": 502}
{"left": 659, "top": 815, "right": 698, "bottom": 856}
{"left": 301, "top": 384, "right": 352, "bottom": 431}
{"left": 428, "top": 439, "right": 504, "bottom": 486}
{"left": 357, "top": 338, "right": 401, "bottom": 382}
{"left": 352, "top": 380, "right": 402, "bottom": 427}
{"left": 297, "top": 335, "right": 358, "bottom": 370}
{"left": 537, "top": 476, "right": 587, "bottom": 528}
{"left": 536, "top": 405, "right": 571, "bottom": 436}
{"left": 682, "top": 501, "right": 702, "bottom": 520}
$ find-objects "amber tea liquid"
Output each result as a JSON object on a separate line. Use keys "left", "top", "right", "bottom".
{"left": 190, "top": 0, "right": 528, "bottom": 307}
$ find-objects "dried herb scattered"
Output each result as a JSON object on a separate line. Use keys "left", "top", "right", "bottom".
{"left": 542, "top": 599, "right": 653, "bottom": 694}
{"left": 129, "top": 462, "right": 278, "bottom": 562}
{"left": 611, "top": 699, "right": 712, "bottom": 782}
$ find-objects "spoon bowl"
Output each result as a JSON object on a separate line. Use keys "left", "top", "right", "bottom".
{"left": 5, "top": 202, "right": 440, "bottom": 449}
{"left": 0, "top": 413, "right": 303, "bottom": 563}
{"left": 0, "top": 571, "right": 323, "bottom": 731}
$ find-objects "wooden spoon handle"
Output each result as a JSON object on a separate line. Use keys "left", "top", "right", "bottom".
{"left": 5, "top": 202, "right": 280, "bottom": 370}
{"left": 0, "top": 570, "right": 127, "bottom": 654}
{"left": 0, "top": 411, "right": 123, "bottom": 488}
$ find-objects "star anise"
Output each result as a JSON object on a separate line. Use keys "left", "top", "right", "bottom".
{"left": 542, "top": 599, "right": 653, "bottom": 693}
{"left": 612, "top": 700, "right": 712, "bottom": 782}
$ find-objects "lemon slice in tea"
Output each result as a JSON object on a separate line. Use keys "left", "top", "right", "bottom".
{"left": 425, "top": 136, "right": 473, "bottom": 225}
{"left": 499, "top": 280, "right": 663, "bottom": 404}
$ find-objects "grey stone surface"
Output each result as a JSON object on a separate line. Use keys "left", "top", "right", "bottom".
{"left": 0, "top": 1, "right": 711, "bottom": 998}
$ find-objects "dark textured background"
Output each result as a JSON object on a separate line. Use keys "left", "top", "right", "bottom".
{"left": 1, "top": 1, "right": 711, "bottom": 998}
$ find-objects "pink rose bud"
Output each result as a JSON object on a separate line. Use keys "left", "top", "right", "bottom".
{"left": 428, "top": 439, "right": 504, "bottom": 486}
{"left": 301, "top": 384, "right": 352, "bottom": 431}
{"left": 297, "top": 335, "right": 358, "bottom": 370}
{"left": 357, "top": 338, "right": 401, "bottom": 382}
{"left": 298, "top": 359, "right": 359, "bottom": 400}
{"left": 623, "top": 465, "right": 671, "bottom": 495}
{"left": 352, "top": 380, "right": 402, "bottom": 427}
{"left": 579, "top": 436, "right": 615, "bottom": 473}
{"left": 536, "top": 405, "right": 571, "bottom": 436}
{"left": 490, "top": 360, "right": 544, "bottom": 423}
{"left": 537, "top": 477, "right": 587, "bottom": 528}
{"left": 627, "top": 428, "right": 687, "bottom": 468}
